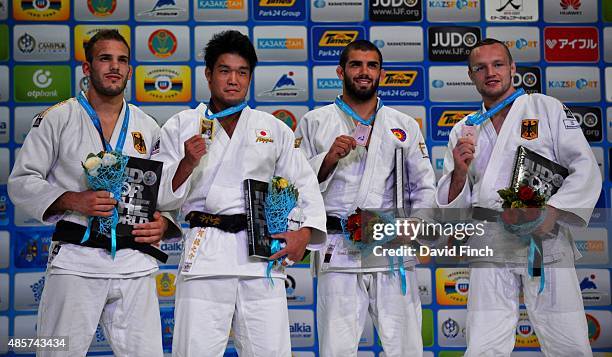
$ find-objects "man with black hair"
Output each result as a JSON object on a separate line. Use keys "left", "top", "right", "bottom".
{"left": 154, "top": 30, "right": 326, "bottom": 356}
{"left": 9, "top": 30, "right": 179, "bottom": 356}
{"left": 295, "top": 40, "right": 436, "bottom": 357}
{"left": 437, "top": 38, "right": 598, "bottom": 356}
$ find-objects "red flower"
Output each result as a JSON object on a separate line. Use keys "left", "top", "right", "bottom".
{"left": 346, "top": 210, "right": 362, "bottom": 242}
{"left": 518, "top": 185, "right": 535, "bottom": 201}
{"left": 501, "top": 209, "right": 519, "bottom": 225}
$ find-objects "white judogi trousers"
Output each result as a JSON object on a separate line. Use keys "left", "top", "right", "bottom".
{"left": 171, "top": 276, "right": 291, "bottom": 357}
{"left": 465, "top": 255, "right": 592, "bottom": 357}
{"left": 317, "top": 269, "right": 423, "bottom": 357}
{"left": 36, "top": 273, "right": 162, "bottom": 357}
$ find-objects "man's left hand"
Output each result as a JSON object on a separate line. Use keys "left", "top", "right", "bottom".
{"left": 133, "top": 211, "right": 169, "bottom": 244}
{"left": 533, "top": 205, "right": 559, "bottom": 237}
{"left": 269, "top": 227, "right": 312, "bottom": 266}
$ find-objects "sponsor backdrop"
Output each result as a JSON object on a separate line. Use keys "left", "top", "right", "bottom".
{"left": 0, "top": 0, "right": 610, "bottom": 356}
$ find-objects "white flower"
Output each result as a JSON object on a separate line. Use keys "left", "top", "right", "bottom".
{"left": 84, "top": 156, "right": 102, "bottom": 173}
{"left": 101, "top": 153, "right": 117, "bottom": 167}
{"left": 89, "top": 168, "right": 99, "bottom": 177}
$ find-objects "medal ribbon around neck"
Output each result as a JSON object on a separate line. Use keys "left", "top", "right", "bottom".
{"left": 465, "top": 88, "right": 525, "bottom": 126}
{"left": 77, "top": 91, "right": 131, "bottom": 258}
{"left": 334, "top": 96, "right": 384, "bottom": 127}
{"left": 204, "top": 101, "right": 247, "bottom": 120}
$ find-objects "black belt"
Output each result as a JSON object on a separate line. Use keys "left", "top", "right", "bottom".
{"left": 52, "top": 220, "right": 168, "bottom": 263}
{"left": 326, "top": 216, "right": 344, "bottom": 234}
{"left": 186, "top": 211, "right": 247, "bottom": 233}
{"left": 472, "top": 207, "right": 560, "bottom": 236}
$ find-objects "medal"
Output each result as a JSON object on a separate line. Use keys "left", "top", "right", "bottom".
{"left": 335, "top": 96, "right": 384, "bottom": 147}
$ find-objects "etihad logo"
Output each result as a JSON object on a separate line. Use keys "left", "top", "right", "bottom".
{"left": 259, "top": 0, "right": 295, "bottom": 5}
{"left": 380, "top": 71, "right": 417, "bottom": 87}
{"left": 257, "top": 38, "right": 304, "bottom": 50}
{"left": 437, "top": 110, "right": 473, "bottom": 127}
{"left": 198, "top": 0, "right": 244, "bottom": 9}
{"left": 319, "top": 31, "right": 359, "bottom": 47}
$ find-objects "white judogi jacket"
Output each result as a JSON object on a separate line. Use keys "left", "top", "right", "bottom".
{"left": 436, "top": 93, "right": 600, "bottom": 263}
{"left": 8, "top": 95, "right": 176, "bottom": 277}
{"left": 295, "top": 102, "right": 437, "bottom": 271}
{"left": 154, "top": 104, "right": 326, "bottom": 278}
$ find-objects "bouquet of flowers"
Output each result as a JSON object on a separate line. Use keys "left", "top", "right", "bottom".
{"left": 81, "top": 150, "right": 130, "bottom": 258}
{"left": 498, "top": 184, "right": 546, "bottom": 236}
{"left": 497, "top": 183, "right": 547, "bottom": 293}
{"left": 264, "top": 176, "right": 298, "bottom": 277}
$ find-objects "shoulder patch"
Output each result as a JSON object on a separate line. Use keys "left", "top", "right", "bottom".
{"left": 32, "top": 99, "right": 73, "bottom": 128}
{"left": 390, "top": 128, "right": 407, "bottom": 142}
{"left": 151, "top": 137, "right": 161, "bottom": 156}
{"left": 562, "top": 104, "right": 580, "bottom": 129}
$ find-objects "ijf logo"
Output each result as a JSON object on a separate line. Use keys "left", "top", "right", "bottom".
{"left": 369, "top": 0, "right": 422, "bottom": 22}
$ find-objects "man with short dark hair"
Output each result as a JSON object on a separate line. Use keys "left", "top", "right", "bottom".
{"left": 295, "top": 40, "right": 436, "bottom": 357}
{"left": 154, "top": 30, "right": 326, "bottom": 356}
{"left": 437, "top": 38, "right": 598, "bottom": 356}
{"left": 9, "top": 30, "right": 179, "bottom": 356}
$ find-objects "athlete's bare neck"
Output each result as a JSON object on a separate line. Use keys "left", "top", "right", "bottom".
{"left": 86, "top": 88, "right": 125, "bottom": 142}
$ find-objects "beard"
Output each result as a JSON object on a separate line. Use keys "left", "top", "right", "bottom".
{"left": 89, "top": 71, "right": 128, "bottom": 97}
{"left": 344, "top": 75, "right": 379, "bottom": 102}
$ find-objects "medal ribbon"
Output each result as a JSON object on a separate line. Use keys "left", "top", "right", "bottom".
{"left": 334, "top": 96, "right": 384, "bottom": 126}
{"left": 204, "top": 101, "right": 247, "bottom": 120}
{"left": 465, "top": 88, "right": 525, "bottom": 126}
{"left": 77, "top": 91, "right": 131, "bottom": 258}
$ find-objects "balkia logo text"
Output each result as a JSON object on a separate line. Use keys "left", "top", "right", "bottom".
{"left": 319, "top": 31, "right": 359, "bottom": 46}
{"left": 380, "top": 71, "right": 417, "bottom": 87}
{"left": 428, "top": 0, "right": 477, "bottom": 8}
{"left": 257, "top": 38, "right": 304, "bottom": 49}
{"left": 290, "top": 322, "right": 312, "bottom": 333}
{"left": 260, "top": 0, "right": 295, "bottom": 5}
{"left": 547, "top": 79, "right": 597, "bottom": 89}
